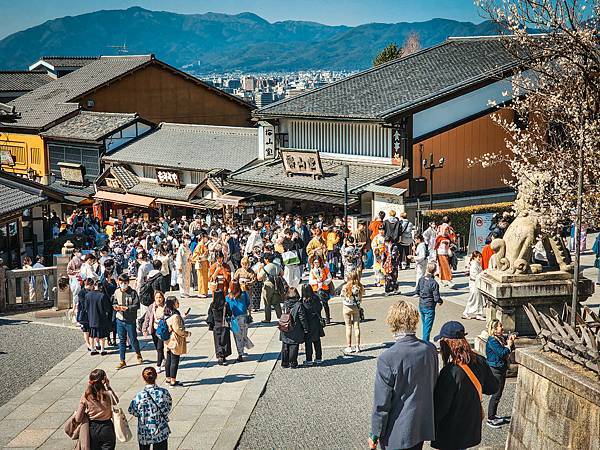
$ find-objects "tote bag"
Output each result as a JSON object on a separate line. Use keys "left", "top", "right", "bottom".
{"left": 109, "top": 392, "right": 132, "bottom": 442}
{"left": 282, "top": 250, "right": 300, "bottom": 266}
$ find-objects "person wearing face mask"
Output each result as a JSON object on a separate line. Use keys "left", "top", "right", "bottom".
{"left": 175, "top": 234, "right": 192, "bottom": 297}
{"left": 112, "top": 273, "right": 143, "bottom": 370}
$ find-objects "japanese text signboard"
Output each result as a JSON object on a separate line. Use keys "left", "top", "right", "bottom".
{"left": 156, "top": 168, "right": 182, "bottom": 187}
{"left": 281, "top": 149, "right": 324, "bottom": 179}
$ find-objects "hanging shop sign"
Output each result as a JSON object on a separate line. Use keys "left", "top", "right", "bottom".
{"left": 58, "top": 162, "right": 86, "bottom": 185}
{"left": 156, "top": 168, "right": 182, "bottom": 187}
{"left": 259, "top": 121, "right": 276, "bottom": 160}
{"left": 281, "top": 149, "right": 323, "bottom": 179}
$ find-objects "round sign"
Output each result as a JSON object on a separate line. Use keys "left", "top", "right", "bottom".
{"left": 475, "top": 217, "right": 484, "bottom": 227}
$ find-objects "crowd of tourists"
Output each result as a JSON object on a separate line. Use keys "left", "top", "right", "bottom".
{"left": 56, "top": 206, "right": 523, "bottom": 449}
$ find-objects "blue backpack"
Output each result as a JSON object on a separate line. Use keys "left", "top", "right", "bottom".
{"left": 156, "top": 318, "right": 171, "bottom": 341}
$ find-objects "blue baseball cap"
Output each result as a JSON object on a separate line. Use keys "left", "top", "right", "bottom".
{"left": 434, "top": 321, "right": 468, "bottom": 341}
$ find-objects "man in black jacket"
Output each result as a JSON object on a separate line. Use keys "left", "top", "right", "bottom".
{"left": 112, "top": 273, "right": 143, "bottom": 369}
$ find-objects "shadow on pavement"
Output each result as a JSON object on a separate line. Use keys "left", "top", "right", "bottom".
{"left": 183, "top": 373, "right": 254, "bottom": 386}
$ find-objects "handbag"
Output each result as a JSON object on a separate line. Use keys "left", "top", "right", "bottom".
{"left": 109, "top": 391, "right": 132, "bottom": 443}
{"left": 282, "top": 250, "right": 301, "bottom": 266}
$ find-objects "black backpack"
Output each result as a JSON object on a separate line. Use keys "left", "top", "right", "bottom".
{"left": 138, "top": 281, "right": 154, "bottom": 306}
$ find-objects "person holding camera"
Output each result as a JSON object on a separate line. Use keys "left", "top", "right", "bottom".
{"left": 485, "top": 319, "right": 516, "bottom": 428}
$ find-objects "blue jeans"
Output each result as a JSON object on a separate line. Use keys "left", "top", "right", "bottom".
{"left": 419, "top": 305, "right": 436, "bottom": 342}
{"left": 116, "top": 319, "right": 140, "bottom": 361}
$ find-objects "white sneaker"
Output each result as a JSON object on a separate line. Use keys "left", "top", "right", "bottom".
{"left": 354, "top": 346, "right": 361, "bottom": 353}
{"left": 475, "top": 315, "right": 486, "bottom": 321}
{"left": 343, "top": 346, "right": 353, "bottom": 354}
{"left": 156, "top": 365, "right": 164, "bottom": 373}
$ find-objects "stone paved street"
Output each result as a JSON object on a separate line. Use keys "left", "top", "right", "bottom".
{"left": 0, "top": 249, "right": 597, "bottom": 449}
{"left": 237, "top": 347, "right": 516, "bottom": 450}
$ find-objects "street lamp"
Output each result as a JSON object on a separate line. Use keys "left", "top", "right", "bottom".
{"left": 422, "top": 153, "right": 445, "bottom": 211}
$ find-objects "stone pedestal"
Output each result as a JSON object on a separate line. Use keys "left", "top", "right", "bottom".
{"left": 477, "top": 270, "right": 594, "bottom": 336}
{"left": 53, "top": 240, "right": 75, "bottom": 311}
{"left": 507, "top": 347, "right": 600, "bottom": 450}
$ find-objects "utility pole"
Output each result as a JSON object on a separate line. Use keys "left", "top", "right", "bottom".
{"left": 423, "top": 153, "right": 445, "bottom": 211}
{"left": 343, "top": 164, "right": 349, "bottom": 230}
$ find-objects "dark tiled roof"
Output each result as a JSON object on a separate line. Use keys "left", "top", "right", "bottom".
{"left": 229, "top": 158, "right": 407, "bottom": 197}
{"left": 110, "top": 165, "right": 139, "bottom": 190}
{"left": 47, "top": 180, "right": 95, "bottom": 198}
{"left": 41, "top": 111, "right": 139, "bottom": 142}
{"left": 36, "top": 56, "right": 99, "bottom": 69}
{"left": 3, "top": 55, "right": 152, "bottom": 129}
{"left": 128, "top": 182, "right": 196, "bottom": 202}
{"left": 257, "top": 37, "right": 522, "bottom": 121}
{"left": 0, "top": 71, "right": 53, "bottom": 92}
{"left": 103, "top": 123, "right": 258, "bottom": 172}
{"left": 0, "top": 174, "right": 53, "bottom": 216}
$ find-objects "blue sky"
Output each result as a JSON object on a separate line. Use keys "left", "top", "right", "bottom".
{"left": 0, "top": 0, "right": 485, "bottom": 39}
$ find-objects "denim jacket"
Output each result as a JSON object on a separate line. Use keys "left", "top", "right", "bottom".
{"left": 416, "top": 275, "right": 442, "bottom": 309}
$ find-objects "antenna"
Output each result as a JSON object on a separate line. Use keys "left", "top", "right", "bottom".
{"left": 107, "top": 43, "right": 129, "bottom": 54}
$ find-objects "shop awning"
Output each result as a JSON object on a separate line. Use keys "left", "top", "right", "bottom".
{"left": 155, "top": 197, "right": 222, "bottom": 210}
{"left": 94, "top": 190, "right": 155, "bottom": 208}
{"left": 224, "top": 182, "right": 358, "bottom": 206}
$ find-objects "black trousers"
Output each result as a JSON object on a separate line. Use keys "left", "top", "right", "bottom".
{"left": 151, "top": 332, "right": 165, "bottom": 367}
{"left": 488, "top": 366, "right": 507, "bottom": 418}
{"left": 89, "top": 419, "right": 116, "bottom": 450}
{"left": 281, "top": 343, "right": 299, "bottom": 367}
{"left": 304, "top": 337, "right": 322, "bottom": 361}
{"left": 139, "top": 440, "right": 168, "bottom": 450}
{"left": 398, "top": 245, "right": 411, "bottom": 267}
{"left": 165, "top": 350, "right": 180, "bottom": 379}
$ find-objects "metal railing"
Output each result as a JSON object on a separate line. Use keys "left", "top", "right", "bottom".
{"left": 0, "top": 266, "right": 57, "bottom": 312}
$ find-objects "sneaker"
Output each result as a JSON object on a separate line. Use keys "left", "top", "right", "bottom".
{"left": 314, "top": 359, "right": 322, "bottom": 365}
{"left": 486, "top": 418, "right": 504, "bottom": 429}
{"left": 498, "top": 415, "right": 512, "bottom": 424}
{"left": 343, "top": 346, "right": 353, "bottom": 354}
{"left": 354, "top": 346, "right": 361, "bottom": 353}
{"left": 136, "top": 354, "right": 143, "bottom": 364}
{"left": 116, "top": 360, "right": 126, "bottom": 370}
{"left": 461, "top": 314, "right": 472, "bottom": 320}
{"left": 237, "top": 355, "right": 244, "bottom": 362}
{"left": 100, "top": 351, "right": 107, "bottom": 356}
{"left": 475, "top": 315, "right": 487, "bottom": 321}
{"left": 157, "top": 366, "right": 164, "bottom": 373}
{"left": 303, "top": 360, "right": 313, "bottom": 366}
{"left": 281, "top": 363, "right": 290, "bottom": 368}
{"left": 90, "top": 350, "right": 99, "bottom": 356}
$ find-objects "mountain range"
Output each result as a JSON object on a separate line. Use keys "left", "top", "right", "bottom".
{"left": 0, "top": 6, "right": 501, "bottom": 73}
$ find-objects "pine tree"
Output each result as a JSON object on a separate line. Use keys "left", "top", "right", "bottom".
{"left": 373, "top": 43, "right": 401, "bottom": 66}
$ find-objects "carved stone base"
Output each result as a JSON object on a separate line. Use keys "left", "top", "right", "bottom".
{"left": 477, "top": 272, "right": 594, "bottom": 336}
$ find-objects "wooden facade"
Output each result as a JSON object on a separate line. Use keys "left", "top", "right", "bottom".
{"left": 75, "top": 63, "right": 253, "bottom": 127}
{"left": 403, "top": 109, "right": 513, "bottom": 196}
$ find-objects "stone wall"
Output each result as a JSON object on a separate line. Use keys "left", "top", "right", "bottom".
{"left": 507, "top": 346, "right": 600, "bottom": 450}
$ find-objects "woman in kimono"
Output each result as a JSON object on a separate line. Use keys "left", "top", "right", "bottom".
{"left": 176, "top": 234, "right": 192, "bottom": 297}
{"left": 207, "top": 290, "right": 232, "bottom": 365}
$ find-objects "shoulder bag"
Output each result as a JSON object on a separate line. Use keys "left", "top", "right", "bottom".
{"left": 458, "top": 362, "right": 484, "bottom": 421}
{"left": 109, "top": 391, "right": 132, "bottom": 442}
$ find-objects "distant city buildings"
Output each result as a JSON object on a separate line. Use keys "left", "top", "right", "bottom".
{"left": 200, "top": 69, "right": 356, "bottom": 107}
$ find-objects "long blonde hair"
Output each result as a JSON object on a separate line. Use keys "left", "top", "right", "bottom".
{"left": 343, "top": 271, "right": 364, "bottom": 297}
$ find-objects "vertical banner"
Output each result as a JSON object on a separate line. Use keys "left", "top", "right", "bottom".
{"left": 467, "top": 213, "right": 494, "bottom": 253}
{"left": 258, "top": 121, "right": 275, "bottom": 160}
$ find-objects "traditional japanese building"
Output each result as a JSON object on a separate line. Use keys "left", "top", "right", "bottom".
{"left": 0, "top": 171, "right": 65, "bottom": 268}
{"left": 0, "top": 54, "right": 254, "bottom": 184}
{"left": 40, "top": 111, "right": 154, "bottom": 209}
{"left": 95, "top": 123, "right": 256, "bottom": 218}
{"left": 236, "top": 36, "right": 521, "bottom": 219}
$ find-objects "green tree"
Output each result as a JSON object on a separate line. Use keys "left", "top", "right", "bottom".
{"left": 373, "top": 42, "right": 401, "bottom": 66}
{"left": 373, "top": 33, "right": 421, "bottom": 67}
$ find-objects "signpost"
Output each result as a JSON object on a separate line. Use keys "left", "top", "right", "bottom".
{"left": 467, "top": 213, "right": 494, "bottom": 253}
